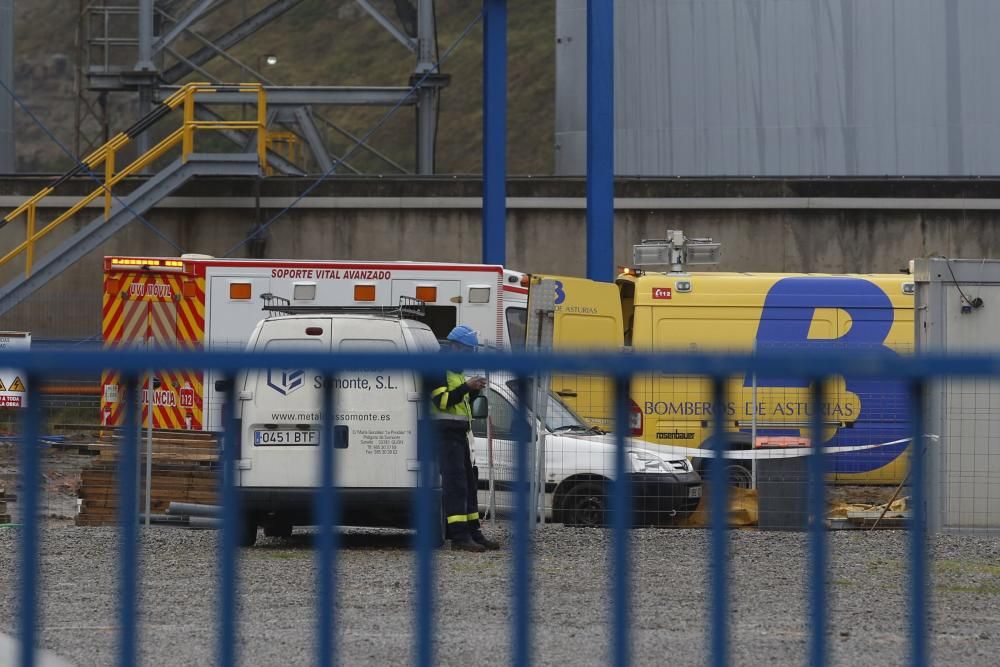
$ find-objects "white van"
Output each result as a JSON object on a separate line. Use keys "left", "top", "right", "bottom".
{"left": 234, "top": 310, "right": 440, "bottom": 547}
{"left": 472, "top": 380, "right": 703, "bottom": 526}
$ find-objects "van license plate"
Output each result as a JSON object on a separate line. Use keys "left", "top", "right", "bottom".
{"left": 254, "top": 429, "right": 320, "bottom": 446}
{"left": 688, "top": 486, "right": 703, "bottom": 499}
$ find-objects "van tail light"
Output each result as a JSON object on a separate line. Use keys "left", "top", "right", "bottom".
{"left": 629, "top": 400, "right": 643, "bottom": 437}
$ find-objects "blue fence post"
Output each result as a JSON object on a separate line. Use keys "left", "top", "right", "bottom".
{"left": 219, "top": 375, "right": 240, "bottom": 667}
{"left": 808, "top": 379, "right": 828, "bottom": 667}
{"left": 117, "top": 377, "right": 139, "bottom": 667}
{"left": 316, "top": 376, "right": 340, "bottom": 667}
{"left": 709, "top": 378, "right": 729, "bottom": 667}
{"left": 586, "top": 0, "right": 614, "bottom": 282}
{"left": 482, "top": 0, "right": 507, "bottom": 266}
{"left": 909, "top": 381, "right": 928, "bottom": 667}
{"left": 512, "top": 376, "right": 532, "bottom": 667}
{"left": 17, "top": 379, "right": 41, "bottom": 667}
{"left": 415, "top": 377, "right": 437, "bottom": 667}
{"left": 611, "top": 376, "right": 631, "bottom": 667}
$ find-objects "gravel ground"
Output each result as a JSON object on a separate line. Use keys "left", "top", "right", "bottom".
{"left": 1, "top": 523, "right": 999, "bottom": 666}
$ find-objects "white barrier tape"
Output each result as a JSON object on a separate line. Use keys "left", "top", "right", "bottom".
{"left": 649, "top": 435, "right": 933, "bottom": 460}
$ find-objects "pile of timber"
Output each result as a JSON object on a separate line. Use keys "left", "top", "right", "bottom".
{"left": 0, "top": 486, "right": 11, "bottom": 524}
{"left": 75, "top": 430, "right": 219, "bottom": 527}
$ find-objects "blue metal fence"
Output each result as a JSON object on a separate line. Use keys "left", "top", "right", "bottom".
{"left": 5, "top": 347, "right": 961, "bottom": 667}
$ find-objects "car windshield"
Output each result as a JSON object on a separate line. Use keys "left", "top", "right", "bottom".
{"left": 504, "top": 380, "right": 602, "bottom": 434}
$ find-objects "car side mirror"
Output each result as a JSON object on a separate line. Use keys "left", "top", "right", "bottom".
{"left": 470, "top": 395, "right": 488, "bottom": 419}
{"left": 214, "top": 379, "right": 233, "bottom": 392}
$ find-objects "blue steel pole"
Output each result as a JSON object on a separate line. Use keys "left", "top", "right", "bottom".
{"left": 909, "top": 381, "right": 928, "bottom": 667}
{"left": 18, "top": 380, "right": 41, "bottom": 667}
{"left": 709, "top": 378, "right": 728, "bottom": 667}
{"left": 512, "top": 376, "right": 532, "bottom": 667}
{"left": 586, "top": 0, "right": 614, "bottom": 282}
{"left": 808, "top": 379, "right": 828, "bottom": 667}
{"left": 316, "top": 377, "right": 339, "bottom": 667}
{"left": 118, "top": 378, "right": 139, "bottom": 667}
{"left": 611, "top": 376, "right": 632, "bottom": 667}
{"left": 482, "top": 0, "right": 507, "bottom": 266}
{"left": 415, "top": 380, "right": 436, "bottom": 667}
{"left": 219, "top": 376, "right": 240, "bottom": 667}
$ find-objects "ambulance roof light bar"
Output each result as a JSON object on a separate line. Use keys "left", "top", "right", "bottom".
{"left": 632, "top": 230, "right": 721, "bottom": 274}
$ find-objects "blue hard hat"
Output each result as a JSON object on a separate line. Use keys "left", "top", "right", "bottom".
{"left": 446, "top": 325, "right": 479, "bottom": 348}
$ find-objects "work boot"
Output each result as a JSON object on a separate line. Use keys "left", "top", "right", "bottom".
{"left": 471, "top": 530, "right": 500, "bottom": 551}
{"left": 451, "top": 535, "right": 486, "bottom": 553}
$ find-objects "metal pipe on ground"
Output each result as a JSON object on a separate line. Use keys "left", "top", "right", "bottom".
{"left": 167, "top": 502, "right": 220, "bottom": 518}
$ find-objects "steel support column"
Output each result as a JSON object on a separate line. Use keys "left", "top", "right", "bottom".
{"left": 482, "top": 0, "right": 507, "bottom": 265}
{"left": 415, "top": 0, "right": 437, "bottom": 174}
{"left": 0, "top": 0, "right": 14, "bottom": 174}
{"left": 586, "top": 0, "right": 614, "bottom": 282}
{"left": 135, "top": 0, "right": 156, "bottom": 159}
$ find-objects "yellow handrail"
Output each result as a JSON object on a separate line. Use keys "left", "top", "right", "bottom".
{"left": 1, "top": 82, "right": 269, "bottom": 278}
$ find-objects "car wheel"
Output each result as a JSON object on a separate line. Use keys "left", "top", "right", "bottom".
{"left": 240, "top": 513, "right": 259, "bottom": 548}
{"left": 558, "top": 481, "right": 609, "bottom": 527}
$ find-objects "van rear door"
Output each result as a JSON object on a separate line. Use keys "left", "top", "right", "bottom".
{"left": 240, "top": 317, "right": 331, "bottom": 488}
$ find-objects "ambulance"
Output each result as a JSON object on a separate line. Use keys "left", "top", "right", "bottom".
{"left": 99, "top": 255, "right": 528, "bottom": 431}
{"left": 531, "top": 233, "right": 915, "bottom": 485}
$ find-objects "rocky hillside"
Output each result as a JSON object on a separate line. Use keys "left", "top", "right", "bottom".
{"left": 7, "top": 0, "right": 554, "bottom": 174}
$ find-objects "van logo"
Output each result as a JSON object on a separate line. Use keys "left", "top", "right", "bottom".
{"left": 652, "top": 287, "right": 672, "bottom": 300}
{"left": 267, "top": 368, "right": 305, "bottom": 396}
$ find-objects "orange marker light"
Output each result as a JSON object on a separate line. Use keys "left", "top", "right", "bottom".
{"left": 415, "top": 286, "right": 437, "bottom": 302}
{"left": 354, "top": 284, "right": 376, "bottom": 302}
{"left": 182, "top": 281, "right": 197, "bottom": 298}
{"left": 229, "top": 283, "right": 252, "bottom": 300}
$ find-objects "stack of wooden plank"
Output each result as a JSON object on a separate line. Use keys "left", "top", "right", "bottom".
{"left": 0, "top": 486, "right": 11, "bottom": 524}
{"left": 75, "top": 430, "right": 219, "bottom": 527}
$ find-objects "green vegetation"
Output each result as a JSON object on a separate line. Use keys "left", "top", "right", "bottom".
{"left": 12, "top": 0, "right": 554, "bottom": 174}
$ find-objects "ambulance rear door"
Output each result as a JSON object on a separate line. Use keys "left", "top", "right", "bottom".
{"left": 205, "top": 274, "right": 272, "bottom": 430}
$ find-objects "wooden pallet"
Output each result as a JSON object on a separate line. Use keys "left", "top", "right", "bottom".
{"left": 74, "top": 437, "right": 219, "bottom": 526}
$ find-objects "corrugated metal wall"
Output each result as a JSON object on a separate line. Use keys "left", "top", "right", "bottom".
{"left": 555, "top": 0, "right": 1000, "bottom": 176}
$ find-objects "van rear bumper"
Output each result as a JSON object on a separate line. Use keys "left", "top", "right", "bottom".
{"left": 240, "top": 487, "right": 439, "bottom": 529}
{"left": 629, "top": 471, "right": 703, "bottom": 522}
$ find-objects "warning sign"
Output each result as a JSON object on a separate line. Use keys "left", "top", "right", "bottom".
{"left": 0, "top": 332, "right": 31, "bottom": 409}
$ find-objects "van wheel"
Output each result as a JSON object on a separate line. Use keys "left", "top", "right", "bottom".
{"left": 240, "top": 514, "right": 259, "bottom": 547}
{"left": 558, "top": 481, "right": 609, "bottom": 527}
{"left": 263, "top": 520, "right": 293, "bottom": 539}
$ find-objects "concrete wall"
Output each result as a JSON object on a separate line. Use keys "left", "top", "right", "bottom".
{"left": 4, "top": 175, "right": 1000, "bottom": 339}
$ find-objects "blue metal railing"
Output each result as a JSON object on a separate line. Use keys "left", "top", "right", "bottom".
{"left": 5, "top": 347, "right": 961, "bottom": 666}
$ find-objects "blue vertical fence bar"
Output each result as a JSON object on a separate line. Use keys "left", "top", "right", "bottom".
{"left": 117, "top": 377, "right": 139, "bottom": 667}
{"left": 586, "top": 0, "right": 614, "bottom": 282}
{"left": 17, "top": 379, "right": 41, "bottom": 667}
{"left": 709, "top": 378, "right": 729, "bottom": 667}
{"left": 611, "top": 376, "right": 631, "bottom": 667}
{"left": 808, "top": 379, "right": 828, "bottom": 667}
{"left": 415, "top": 378, "right": 437, "bottom": 667}
{"left": 909, "top": 381, "right": 928, "bottom": 667}
{"left": 482, "top": 0, "right": 507, "bottom": 266}
{"left": 219, "top": 375, "right": 239, "bottom": 667}
{"left": 512, "top": 376, "right": 532, "bottom": 667}
{"left": 316, "top": 376, "right": 339, "bottom": 667}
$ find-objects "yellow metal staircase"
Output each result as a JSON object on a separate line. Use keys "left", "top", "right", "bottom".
{"left": 0, "top": 83, "right": 269, "bottom": 316}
